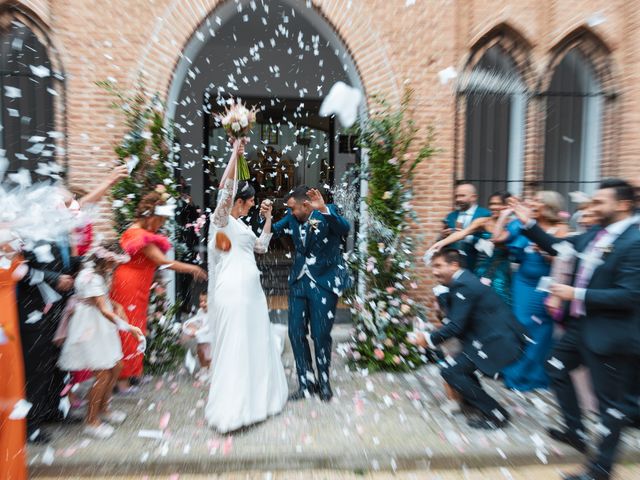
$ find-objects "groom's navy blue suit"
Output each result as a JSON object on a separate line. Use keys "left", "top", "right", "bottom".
{"left": 272, "top": 204, "right": 351, "bottom": 390}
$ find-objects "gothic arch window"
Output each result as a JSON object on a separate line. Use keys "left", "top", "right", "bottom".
{"left": 0, "top": 15, "right": 60, "bottom": 176}
{"left": 459, "top": 41, "right": 528, "bottom": 204}
{"left": 542, "top": 47, "right": 606, "bottom": 200}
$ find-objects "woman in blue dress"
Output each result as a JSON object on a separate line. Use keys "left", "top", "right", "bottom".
{"left": 499, "top": 191, "right": 569, "bottom": 391}
{"left": 430, "top": 191, "right": 514, "bottom": 305}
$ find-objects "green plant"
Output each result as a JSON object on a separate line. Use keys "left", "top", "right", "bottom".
{"left": 97, "top": 80, "right": 180, "bottom": 234}
{"left": 144, "top": 276, "right": 186, "bottom": 375}
{"left": 346, "top": 90, "right": 436, "bottom": 372}
{"left": 100, "top": 81, "right": 189, "bottom": 374}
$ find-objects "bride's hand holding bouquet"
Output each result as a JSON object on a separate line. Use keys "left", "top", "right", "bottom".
{"left": 217, "top": 100, "right": 256, "bottom": 184}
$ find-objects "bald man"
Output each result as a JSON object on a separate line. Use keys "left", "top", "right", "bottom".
{"left": 442, "top": 182, "right": 491, "bottom": 270}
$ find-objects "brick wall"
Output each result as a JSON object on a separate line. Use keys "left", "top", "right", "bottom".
{"left": 6, "top": 0, "right": 640, "bottom": 301}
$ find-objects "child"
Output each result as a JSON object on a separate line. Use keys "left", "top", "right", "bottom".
{"left": 182, "top": 292, "right": 211, "bottom": 374}
{"left": 58, "top": 246, "right": 144, "bottom": 439}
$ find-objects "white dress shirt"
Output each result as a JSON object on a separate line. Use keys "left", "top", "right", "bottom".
{"left": 296, "top": 209, "right": 333, "bottom": 283}
{"left": 423, "top": 269, "right": 465, "bottom": 349}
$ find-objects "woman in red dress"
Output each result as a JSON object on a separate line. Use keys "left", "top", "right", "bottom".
{"left": 111, "top": 192, "right": 206, "bottom": 391}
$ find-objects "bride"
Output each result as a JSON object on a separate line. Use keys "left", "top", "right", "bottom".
{"left": 205, "top": 138, "right": 288, "bottom": 433}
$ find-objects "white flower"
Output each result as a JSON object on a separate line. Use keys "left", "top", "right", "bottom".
{"left": 231, "top": 122, "right": 241, "bottom": 132}
{"left": 239, "top": 115, "right": 249, "bottom": 128}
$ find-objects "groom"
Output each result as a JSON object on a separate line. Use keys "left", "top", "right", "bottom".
{"left": 271, "top": 186, "right": 351, "bottom": 401}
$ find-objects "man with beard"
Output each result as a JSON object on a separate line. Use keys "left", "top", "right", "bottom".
{"left": 442, "top": 182, "right": 491, "bottom": 269}
{"left": 511, "top": 179, "right": 640, "bottom": 480}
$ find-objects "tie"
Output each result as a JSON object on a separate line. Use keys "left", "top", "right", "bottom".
{"left": 570, "top": 229, "right": 607, "bottom": 317}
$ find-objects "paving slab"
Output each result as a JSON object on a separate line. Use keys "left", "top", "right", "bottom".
{"left": 28, "top": 325, "right": 640, "bottom": 477}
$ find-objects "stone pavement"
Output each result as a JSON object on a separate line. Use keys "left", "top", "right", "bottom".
{"left": 35, "top": 464, "right": 640, "bottom": 480}
{"left": 29, "top": 325, "right": 640, "bottom": 478}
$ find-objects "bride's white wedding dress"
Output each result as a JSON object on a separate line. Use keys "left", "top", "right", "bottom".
{"left": 204, "top": 179, "right": 288, "bottom": 433}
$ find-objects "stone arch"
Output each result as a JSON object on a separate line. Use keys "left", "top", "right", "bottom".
{"left": 461, "top": 22, "right": 534, "bottom": 91}
{"left": 132, "top": 0, "right": 401, "bottom": 113}
{"left": 539, "top": 25, "right": 616, "bottom": 94}
{"left": 0, "top": 1, "right": 64, "bottom": 75}
{"left": 454, "top": 22, "right": 533, "bottom": 198}
{"left": 537, "top": 25, "right": 619, "bottom": 190}
{"left": 0, "top": 1, "right": 67, "bottom": 172}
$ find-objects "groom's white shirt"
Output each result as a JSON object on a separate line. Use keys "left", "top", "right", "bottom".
{"left": 296, "top": 210, "right": 332, "bottom": 283}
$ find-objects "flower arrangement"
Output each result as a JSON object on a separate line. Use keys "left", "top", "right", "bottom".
{"left": 144, "top": 274, "right": 185, "bottom": 374}
{"left": 100, "top": 80, "right": 196, "bottom": 374}
{"left": 216, "top": 99, "right": 257, "bottom": 181}
{"left": 344, "top": 90, "right": 436, "bottom": 372}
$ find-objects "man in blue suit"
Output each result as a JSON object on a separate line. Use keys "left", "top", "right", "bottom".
{"left": 442, "top": 182, "right": 491, "bottom": 269}
{"left": 512, "top": 179, "right": 640, "bottom": 480}
{"left": 272, "top": 186, "right": 351, "bottom": 401}
{"left": 414, "top": 249, "right": 526, "bottom": 430}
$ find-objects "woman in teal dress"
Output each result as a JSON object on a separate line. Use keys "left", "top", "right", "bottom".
{"left": 430, "top": 191, "right": 514, "bottom": 305}
{"left": 498, "top": 191, "right": 569, "bottom": 391}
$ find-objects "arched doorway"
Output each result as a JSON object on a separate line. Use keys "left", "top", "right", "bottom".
{"left": 0, "top": 9, "right": 63, "bottom": 179}
{"left": 166, "top": 0, "right": 365, "bottom": 320}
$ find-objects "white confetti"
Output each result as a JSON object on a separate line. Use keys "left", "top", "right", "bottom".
{"left": 26, "top": 311, "right": 43, "bottom": 324}
{"left": 42, "top": 446, "right": 55, "bottom": 465}
{"left": 4, "top": 86, "right": 21, "bottom": 98}
{"left": 9, "top": 399, "right": 32, "bottom": 419}
{"left": 58, "top": 396, "right": 70, "bottom": 418}
{"left": 185, "top": 349, "right": 197, "bottom": 375}
{"left": 29, "top": 65, "right": 50, "bottom": 78}
{"left": 319, "top": 81, "right": 362, "bottom": 128}
{"left": 547, "top": 356, "right": 564, "bottom": 371}
{"left": 438, "top": 66, "right": 458, "bottom": 85}
{"left": 138, "top": 429, "right": 164, "bottom": 440}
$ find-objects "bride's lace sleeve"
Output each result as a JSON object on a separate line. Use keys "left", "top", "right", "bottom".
{"left": 254, "top": 230, "right": 273, "bottom": 254}
{"left": 211, "top": 179, "right": 235, "bottom": 228}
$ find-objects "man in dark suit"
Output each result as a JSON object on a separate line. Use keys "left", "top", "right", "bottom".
{"left": 511, "top": 178, "right": 640, "bottom": 480}
{"left": 271, "top": 186, "right": 351, "bottom": 402}
{"left": 442, "top": 182, "right": 491, "bottom": 270}
{"left": 414, "top": 249, "right": 526, "bottom": 429}
{"left": 17, "top": 239, "right": 81, "bottom": 443}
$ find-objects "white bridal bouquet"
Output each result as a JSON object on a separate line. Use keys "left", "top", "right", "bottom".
{"left": 216, "top": 100, "right": 257, "bottom": 181}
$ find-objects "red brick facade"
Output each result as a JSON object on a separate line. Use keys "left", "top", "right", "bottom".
{"left": 4, "top": 0, "right": 640, "bottom": 301}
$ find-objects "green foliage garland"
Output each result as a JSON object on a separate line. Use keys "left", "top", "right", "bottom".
{"left": 97, "top": 81, "right": 180, "bottom": 235}
{"left": 144, "top": 277, "right": 185, "bottom": 374}
{"left": 100, "top": 81, "right": 187, "bottom": 373}
{"left": 346, "top": 91, "right": 436, "bottom": 372}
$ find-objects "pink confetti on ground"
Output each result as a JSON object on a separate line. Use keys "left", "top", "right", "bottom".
{"left": 159, "top": 412, "right": 171, "bottom": 430}
{"left": 222, "top": 436, "right": 233, "bottom": 455}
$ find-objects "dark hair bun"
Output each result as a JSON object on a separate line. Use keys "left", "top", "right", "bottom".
{"left": 135, "top": 192, "right": 166, "bottom": 218}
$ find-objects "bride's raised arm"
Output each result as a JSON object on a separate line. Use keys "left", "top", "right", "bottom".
{"left": 211, "top": 139, "right": 244, "bottom": 229}
{"left": 254, "top": 200, "right": 273, "bottom": 254}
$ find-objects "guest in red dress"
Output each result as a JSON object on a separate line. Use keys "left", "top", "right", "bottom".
{"left": 110, "top": 192, "right": 206, "bottom": 391}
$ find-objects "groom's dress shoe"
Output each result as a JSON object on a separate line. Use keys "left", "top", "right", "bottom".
{"left": 319, "top": 383, "right": 333, "bottom": 402}
{"left": 289, "top": 384, "right": 318, "bottom": 401}
{"left": 547, "top": 427, "right": 588, "bottom": 454}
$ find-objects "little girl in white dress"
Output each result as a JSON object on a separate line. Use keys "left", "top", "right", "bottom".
{"left": 58, "top": 246, "right": 144, "bottom": 439}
